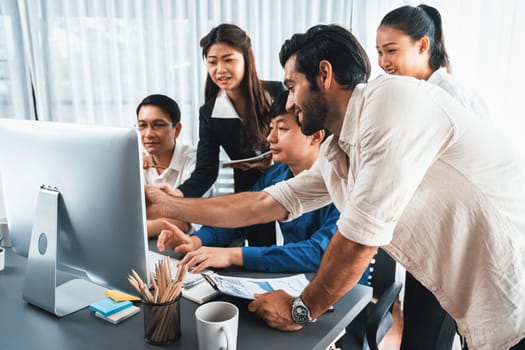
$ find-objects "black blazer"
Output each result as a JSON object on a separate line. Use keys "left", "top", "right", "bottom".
{"left": 178, "top": 81, "right": 285, "bottom": 198}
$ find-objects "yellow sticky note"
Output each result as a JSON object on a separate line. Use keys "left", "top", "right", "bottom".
{"left": 105, "top": 289, "right": 141, "bottom": 302}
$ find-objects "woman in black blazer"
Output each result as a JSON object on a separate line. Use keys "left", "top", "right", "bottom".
{"left": 177, "top": 24, "right": 284, "bottom": 199}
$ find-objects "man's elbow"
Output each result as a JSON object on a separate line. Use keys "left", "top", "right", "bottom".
{"left": 256, "top": 191, "right": 288, "bottom": 222}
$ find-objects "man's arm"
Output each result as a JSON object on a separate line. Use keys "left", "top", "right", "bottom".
{"left": 157, "top": 221, "right": 202, "bottom": 253}
{"left": 242, "top": 204, "right": 339, "bottom": 272}
{"left": 177, "top": 103, "right": 220, "bottom": 198}
{"left": 146, "top": 185, "right": 288, "bottom": 228}
{"left": 147, "top": 218, "right": 191, "bottom": 238}
{"left": 248, "top": 231, "right": 377, "bottom": 330}
{"left": 302, "top": 232, "right": 377, "bottom": 318}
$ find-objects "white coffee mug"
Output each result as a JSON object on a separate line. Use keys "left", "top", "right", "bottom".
{"left": 0, "top": 247, "right": 5, "bottom": 271}
{"left": 195, "top": 301, "right": 239, "bottom": 350}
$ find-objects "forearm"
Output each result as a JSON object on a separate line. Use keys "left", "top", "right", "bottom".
{"left": 161, "top": 191, "right": 287, "bottom": 228}
{"left": 301, "top": 232, "right": 377, "bottom": 319}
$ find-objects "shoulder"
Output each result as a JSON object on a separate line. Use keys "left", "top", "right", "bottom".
{"left": 199, "top": 98, "right": 217, "bottom": 119}
{"left": 428, "top": 69, "right": 490, "bottom": 119}
{"left": 363, "top": 74, "right": 426, "bottom": 98}
{"left": 177, "top": 142, "right": 197, "bottom": 157}
{"left": 362, "top": 74, "right": 453, "bottom": 112}
{"left": 265, "top": 162, "right": 290, "bottom": 178}
{"left": 255, "top": 163, "right": 290, "bottom": 188}
{"left": 428, "top": 68, "right": 461, "bottom": 96}
{"left": 353, "top": 75, "right": 457, "bottom": 135}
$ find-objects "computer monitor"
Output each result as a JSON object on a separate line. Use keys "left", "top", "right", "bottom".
{"left": 0, "top": 118, "right": 149, "bottom": 316}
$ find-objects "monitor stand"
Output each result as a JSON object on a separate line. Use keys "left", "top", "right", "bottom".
{"left": 22, "top": 186, "right": 106, "bottom": 317}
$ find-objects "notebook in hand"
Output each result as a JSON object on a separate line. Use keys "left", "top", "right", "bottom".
{"left": 222, "top": 151, "right": 272, "bottom": 167}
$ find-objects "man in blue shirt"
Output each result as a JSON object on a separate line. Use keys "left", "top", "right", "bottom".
{"left": 157, "top": 91, "right": 367, "bottom": 283}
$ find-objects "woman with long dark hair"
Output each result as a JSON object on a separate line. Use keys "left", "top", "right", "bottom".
{"left": 176, "top": 23, "right": 283, "bottom": 199}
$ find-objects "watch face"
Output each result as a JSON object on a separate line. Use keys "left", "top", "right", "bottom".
{"left": 292, "top": 304, "right": 310, "bottom": 324}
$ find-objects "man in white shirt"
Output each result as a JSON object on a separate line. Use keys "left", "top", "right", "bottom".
{"left": 136, "top": 94, "right": 196, "bottom": 237}
{"left": 144, "top": 26, "right": 525, "bottom": 349}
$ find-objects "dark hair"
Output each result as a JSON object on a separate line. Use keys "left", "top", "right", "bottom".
{"left": 200, "top": 23, "right": 270, "bottom": 151}
{"left": 269, "top": 90, "right": 289, "bottom": 120}
{"left": 136, "top": 94, "right": 181, "bottom": 124}
{"left": 279, "top": 24, "right": 370, "bottom": 91}
{"left": 379, "top": 4, "right": 449, "bottom": 71}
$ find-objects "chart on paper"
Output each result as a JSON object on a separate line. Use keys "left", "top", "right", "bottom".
{"left": 204, "top": 273, "right": 309, "bottom": 300}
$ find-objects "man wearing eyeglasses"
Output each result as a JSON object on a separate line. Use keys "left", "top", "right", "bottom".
{"left": 136, "top": 94, "right": 196, "bottom": 237}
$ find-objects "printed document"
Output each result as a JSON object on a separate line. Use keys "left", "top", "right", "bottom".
{"left": 203, "top": 273, "right": 309, "bottom": 300}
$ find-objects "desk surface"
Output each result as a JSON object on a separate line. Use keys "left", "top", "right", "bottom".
{"left": 0, "top": 247, "right": 372, "bottom": 350}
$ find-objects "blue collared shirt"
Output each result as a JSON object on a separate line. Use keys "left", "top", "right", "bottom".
{"left": 195, "top": 163, "right": 369, "bottom": 284}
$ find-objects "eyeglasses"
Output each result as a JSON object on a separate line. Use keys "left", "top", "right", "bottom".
{"left": 135, "top": 121, "right": 174, "bottom": 131}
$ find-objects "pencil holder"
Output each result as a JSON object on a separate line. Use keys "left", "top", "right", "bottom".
{"left": 142, "top": 295, "right": 181, "bottom": 345}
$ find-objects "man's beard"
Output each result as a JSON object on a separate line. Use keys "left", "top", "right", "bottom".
{"left": 299, "top": 90, "right": 328, "bottom": 136}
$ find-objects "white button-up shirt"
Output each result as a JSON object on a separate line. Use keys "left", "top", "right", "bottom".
{"left": 264, "top": 75, "right": 525, "bottom": 349}
{"left": 428, "top": 67, "right": 491, "bottom": 121}
{"left": 144, "top": 142, "right": 196, "bottom": 189}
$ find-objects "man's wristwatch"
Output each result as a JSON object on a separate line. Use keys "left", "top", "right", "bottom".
{"left": 291, "top": 297, "right": 316, "bottom": 325}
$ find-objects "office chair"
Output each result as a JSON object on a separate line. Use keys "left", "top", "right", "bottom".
{"left": 336, "top": 249, "right": 402, "bottom": 350}
{"left": 211, "top": 164, "right": 235, "bottom": 197}
{"left": 262, "top": 80, "right": 286, "bottom": 98}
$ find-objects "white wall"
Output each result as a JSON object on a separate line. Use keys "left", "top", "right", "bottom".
{"left": 0, "top": 176, "right": 5, "bottom": 219}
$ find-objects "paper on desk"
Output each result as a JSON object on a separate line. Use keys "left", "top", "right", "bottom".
{"left": 204, "top": 273, "right": 309, "bottom": 300}
{"left": 105, "top": 289, "right": 141, "bottom": 302}
{"left": 148, "top": 250, "right": 211, "bottom": 288}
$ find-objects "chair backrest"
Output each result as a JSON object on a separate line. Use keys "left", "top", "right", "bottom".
{"left": 211, "top": 164, "right": 235, "bottom": 197}
{"left": 338, "top": 249, "right": 401, "bottom": 350}
{"left": 365, "top": 281, "right": 403, "bottom": 350}
{"left": 368, "top": 248, "right": 396, "bottom": 299}
{"left": 262, "top": 80, "right": 286, "bottom": 99}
